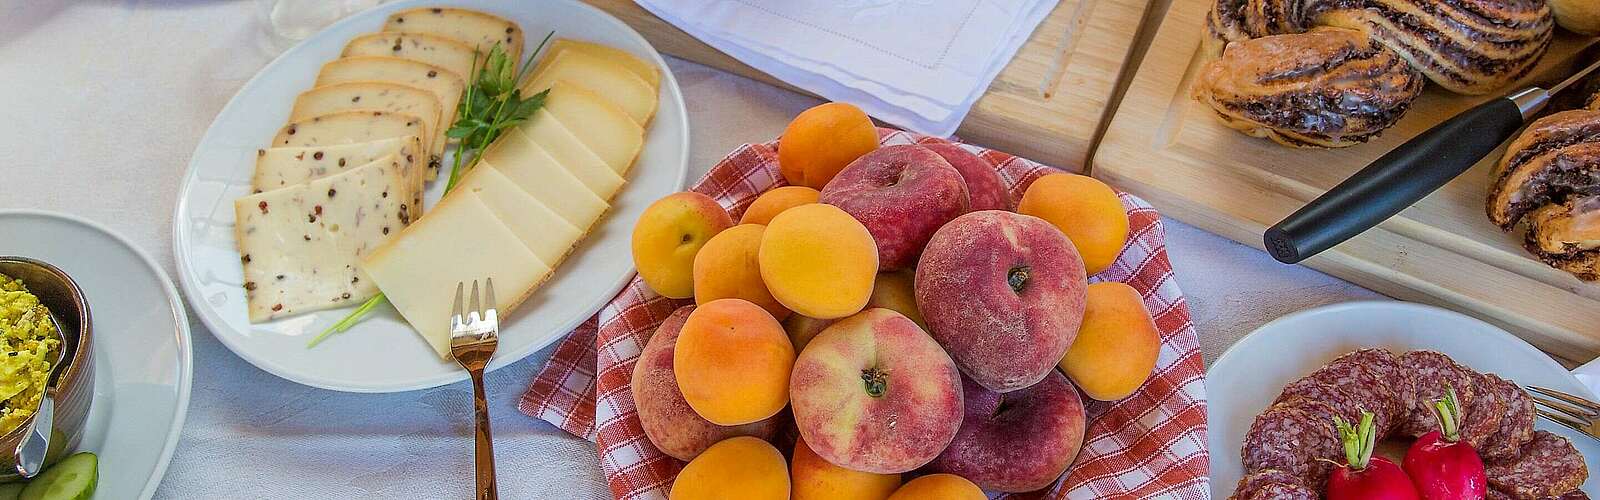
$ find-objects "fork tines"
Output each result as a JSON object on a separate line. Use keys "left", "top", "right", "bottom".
{"left": 450, "top": 278, "right": 500, "bottom": 346}
{"left": 1527, "top": 385, "right": 1600, "bottom": 437}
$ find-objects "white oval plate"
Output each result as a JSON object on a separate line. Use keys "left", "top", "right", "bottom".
{"left": 173, "top": 0, "right": 688, "bottom": 392}
{"left": 1208, "top": 301, "right": 1600, "bottom": 498}
{"left": 0, "top": 210, "right": 192, "bottom": 499}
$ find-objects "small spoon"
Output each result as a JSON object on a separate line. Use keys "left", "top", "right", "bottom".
{"left": 13, "top": 313, "right": 66, "bottom": 478}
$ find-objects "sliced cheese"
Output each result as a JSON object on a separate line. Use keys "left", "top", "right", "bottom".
{"left": 315, "top": 56, "right": 466, "bottom": 150}
{"left": 541, "top": 82, "right": 644, "bottom": 174}
{"left": 535, "top": 39, "right": 661, "bottom": 90}
{"left": 476, "top": 158, "right": 607, "bottom": 230}
{"left": 524, "top": 49, "right": 658, "bottom": 125}
{"left": 290, "top": 82, "right": 443, "bottom": 159}
{"left": 383, "top": 7, "right": 524, "bottom": 61}
{"left": 360, "top": 191, "right": 550, "bottom": 358}
{"left": 250, "top": 136, "right": 419, "bottom": 193}
{"left": 342, "top": 32, "right": 478, "bottom": 85}
{"left": 236, "top": 153, "right": 422, "bottom": 322}
{"left": 484, "top": 124, "right": 623, "bottom": 200}
{"left": 271, "top": 110, "right": 434, "bottom": 178}
{"left": 519, "top": 109, "right": 622, "bottom": 178}
{"left": 454, "top": 165, "right": 582, "bottom": 265}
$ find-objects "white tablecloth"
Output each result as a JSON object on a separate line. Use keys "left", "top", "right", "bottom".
{"left": 0, "top": 2, "right": 1381, "bottom": 498}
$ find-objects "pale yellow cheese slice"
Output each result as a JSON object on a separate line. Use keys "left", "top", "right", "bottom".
{"left": 524, "top": 50, "right": 658, "bottom": 125}
{"left": 454, "top": 165, "right": 582, "bottom": 265}
{"left": 534, "top": 39, "right": 661, "bottom": 90}
{"left": 484, "top": 123, "right": 623, "bottom": 200}
{"left": 289, "top": 82, "right": 443, "bottom": 158}
{"left": 540, "top": 82, "right": 644, "bottom": 175}
{"left": 342, "top": 32, "right": 478, "bottom": 85}
{"left": 250, "top": 136, "right": 419, "bottom": 193}
{"left": 518, "top": 109, "right": 622, "bottom": 177}
{"left": 475, "top": 158, "right": 607, "bottom": 231}
{"left": 315, "top": 56, "right": 465, "bottom": 155}
{"left": 383, "top": 7, "right": 524, "bottom": 61}
{"left": 360, "top": 191, "right": 551, "bottom": 359}
{"left": 271, "top": 110, "right": 434, "bottom": 178}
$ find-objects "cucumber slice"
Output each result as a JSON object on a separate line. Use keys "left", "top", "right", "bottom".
{"left": 20, "top": 452, "right": 95, "bottom": 500}
{"left": 0, "top": 483, "right": 25, "bottom": 500}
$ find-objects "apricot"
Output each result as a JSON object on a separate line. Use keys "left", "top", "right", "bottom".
{"left": 671, "top": 436, "right": 790, "bottom": 500}
{"left": 674, "top": 298, "right": 795, "bottom": 425}
{"left": 634, "top": 306, "right": 782, "bottom": 461}
{"left": 1017, "top": 173, "right": 1130, "bottom": 275}
{"left": 783, "top": 314, "right": 836, "bottom": 354}
{"left": 792, "top": 437, "right": 901, "bottom": 500}
{"left": 779, "top": 102, "right": 879, "bottom": 189}
{"left": 867, "top": 270, "right": 925, "bottom": 331}
{"left": 886, "top": 474, "right": 985, "bottom": 500}
{"left": 742, "top": 186, "right": 821, "bottom": 225}
{"left": 759, "top": 203, "right": 878, "bottom": 319}
{"left": 1058, "top": 282, "right": 1160, "bottom": 401}
{"left": 633, "top": 192, "right": 735, "bottom": 298}
{"left": 694, "top": 224, "right": 791, "bottom": 320}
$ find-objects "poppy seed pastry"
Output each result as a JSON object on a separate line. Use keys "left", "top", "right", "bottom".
{"left": 1488, "top": 102, "right": 1600, "bottom": 281}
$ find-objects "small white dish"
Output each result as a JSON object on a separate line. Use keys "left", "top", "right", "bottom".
{"left": 1208, "top": 301, "right": 1600, "bottom": 498}
{"left": 172, "top": 0, "right": 689, "bottom": 392}
{"left": 0, "top": 210, "right": 192, "bottom": 500}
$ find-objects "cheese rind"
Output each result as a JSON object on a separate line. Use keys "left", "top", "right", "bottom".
{"left": 290, "top": 82, "right": 444, "bottom": 159}
{"left": 383, "top": 7, "right": 524, "bottom": 61}
{"left": 524, "top": 49, "right": 658, "bottom": 125}
{"left": 485, "top": 124, "right": 624, "bottom": 200}
{"left": 360, "top": 191, "right": 551, "bottom": 358}
{"left": 454, "top": 165, "right": 582, "bottom": 265}
{"left": 476, "top": 155, "right": 608, "bottom": 231}
{"left": 342, "top": 32, "right": 478, "bottom": 86}
{"left": 535, "top": 39, "right": 661, "bottom": 90}
{"left": 250, "top": 136, "right": 419, "bottom": 193}
{"left": 540, "top": 83, "right": 644, "bottom": 175}
{"left": 315, "top": 56, "right": 465, "bottom": 153}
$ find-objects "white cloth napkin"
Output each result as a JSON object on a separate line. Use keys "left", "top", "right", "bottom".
{"left": 634, "top": 0, "right": 1058, "bottom": 137}
{"left": 1573, "top": 358, "right": 1600, "bottom": 396}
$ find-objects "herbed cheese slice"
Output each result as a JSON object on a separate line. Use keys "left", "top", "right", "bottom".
{"left": 541, "top": 82, "right": 644, "bottom": 175}
{"left": 519, "top": 110, "right": 621, "bottom": 178}
{"left": 535, "top": 39, "right": 661, "bottom": 90}
{"left": 250, "top": 136, "right": 420, "bottom": 193}
{"left": 235, "top": 153, "right": 422, "bottom": 322}
{"left": 315, "top": 56, "right": 465, "bottom": 148}
{"left": 383, "top": 7, "right": 524, "bottom": 61}
{"left": 484, "top": 123, "right": 623, "bottom": 200}
{"left": 454, "top": 165, "right": 582, "bottom": 266}
{"left": 271, "top": 110, "right": 435, "bottom": 178}
{"left": 523, "top": 49, "right": 658, "bottom": 125}
{"left": 476, "top": 158, "right": 607, "bottom": 231}
{"left": 359, "top": 191, "right": 551, "bottom": 359}
{"left": 289, "top": 82, "right": 444, "bottom": 160}
{"left": 342, "top": 32, "right": 478, "bottom": 86}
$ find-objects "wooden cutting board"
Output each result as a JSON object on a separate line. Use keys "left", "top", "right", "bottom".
{"left": 1095, "top": 0, "right": 1600, "bottom": 362}
{"left": 583, "top": 0, "right": 1155, "bottom": 172}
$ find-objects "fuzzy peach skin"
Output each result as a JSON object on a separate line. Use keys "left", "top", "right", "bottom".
{"left": 674, "top": 298, "right": 795, "bottom": 425}
{"left": 820, "top": 145, "right": 970, "bottom": 271}
{"left": 693, "top": 224, "right": 791, "bottom": 320}
{"left": 671, "top": 436, "right": 790, "bottom": 500}
{"left": 926, "top": 371, "right": 1087, "bottom": 492}
{"left": 741, "top": 186, "right": 821, "bottom": 225}
{"left": 886, "top": 474, "right": 986, "bottom": 500}
{"left": 759, "top": 203, "right": 879, "bottom": 319}
{"left": 790, "top": 308, "right": 964, "bottom": 474}
{"left": 792, "top": 437, "right": 902, "bottom": 500}
{"left": 632, "top": 192, "right": 735, "bottom": 298}
{"left": 633, "top": 305, "right": 782, "bottom": 461}
{"left": 925, "top": 143, "right": 1012, "bottom": 211}
{"left": 783, "top": 314, "right": 836, "bottom": 354}
{"left": 915, "top": 210, "right": 1088, "bottom": 392}
{"left": 1058, "top": 282, "right": 1160, "bottom": 401}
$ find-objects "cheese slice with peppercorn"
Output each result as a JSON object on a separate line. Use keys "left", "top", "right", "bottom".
{"left": 342, "top": 32, "right": 478, "bottom": 88}
{"left": 382, "top": 7, "right": 524, "bottom": 62}
{"left": 289, "top": 82, "right": 444, "bottom": 163}
{"left": 315, "top": 56, "right": 465, "bottom": 152}
{"left": 359, "top": 190, "right": 551, "bottom": 358}
{"left": 523, "top": 49, "right": 658, "bottom": 125}
{"left": 272, "top": 110, "right": 435, "bottom": 179}
{"left": 235, "top": 153, "right": 423, "bottom": 322}
{"left": 250, "top": 136, "right": 421, "bottom": 194}
{"left": 537, "top": 83, "right": 644, "bottom": 175}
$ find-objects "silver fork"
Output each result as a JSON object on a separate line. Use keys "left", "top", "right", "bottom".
{"left": 451, "top": 279, "right": 500, "bottom": 500}
{"left": 1527, "top": 385, "right": 1600, "bottom": 440}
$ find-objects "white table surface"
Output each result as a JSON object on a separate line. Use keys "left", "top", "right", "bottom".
{"left": 0, "top": 1, "right": 1383, "bottom": 498}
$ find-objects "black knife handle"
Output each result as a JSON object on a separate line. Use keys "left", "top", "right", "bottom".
{"left": 1264, "top": 98, "right": 1526, "bottom": 264}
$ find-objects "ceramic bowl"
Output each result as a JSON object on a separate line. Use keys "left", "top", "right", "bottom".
{"left": 0, "top": 257, "right": 96, "bottom": 479}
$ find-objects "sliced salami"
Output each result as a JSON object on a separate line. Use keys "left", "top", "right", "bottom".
{"left": 1487, "top": 430, "right": 1589, "bottom": 499}
{"left": 1242, "top": 398, "right": 1342, "bottom": 488}
{"left": 1554, "top": 491, "right": 1592, "bottom": 500}
{"left": 1491, "top": 488, "right": 1515, "bottom": 500}
{"left": 1480, "top": 374, "right": 1537, "bottom": 461}
{"left": 1463, "top": 371, "right": 1509, "bottom": 449}
{"left": 1242, "top": 482, "right": 1319, "bottom": 500}
{"left": 1231, "top": 469, "right": 1308, "bottom": 500}
{"left": 1397, "top": 350, "right": 1480, "bottom": 438}
{"left": 1272, "top": 349, "right": 1402, "bottom": 435}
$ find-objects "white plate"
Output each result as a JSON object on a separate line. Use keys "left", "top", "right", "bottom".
{"left": 173, "top": 0, "right": 688, "bottom": 392}
{"left": 0, "top": 210, "right": 192, "bottom": 500}
{"left": 1208, "top": 301, "right": 1600, "bottom": 498}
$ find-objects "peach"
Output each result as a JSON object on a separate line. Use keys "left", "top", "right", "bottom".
{"left": 820, "top": 145, "right": 970, "bottom": 270}
{"left": 779, "top": 102, "right": 880, "bottom": 189}
{"left": 915, "top": 210, "right": 1087, "bottom": 393}
{"left": 790, "top": 308, "right": 964, "bottom": 474}
{"left": 867, "top": 271, "right": 925, "bottom": 331}
{"left": 886, "top": 474, "right": 985, "bottom": 500}
{"left": 675, "top": 299, "right": 795, "bottom": 425}
{"left": 1059, "top": 282, "right": 1160, "bottom": 401}
{"left": 634, "top": 306, "right": 782, "bottom": 461}
{"left": 926, "top": 143, "right": 1012, "bottom": 211}
{"left": 693, "top": 224, "right": 791, "bottom": 320}
{"left": 792, "top": 437, "right": 901, "bottom": 500}
{"left": 671, "top": 436, "right": 790, "bottom": 500}
{"left": 783, "top": 314, "right": 836, "bottom": 354}
{"left": 759, "top": 203, "right": 879, "bottom": 319}
{"left": 742, "top": 186, "right": 821, "bottom": 225}
{"left": 633, "top": 192, "right": 735, "bottom": 298}
{"left": 927, "top": 372, "right": 1087, "bottom": 492}
{"left": 1017, "top": 173, "right": 1130, "bottom": 275}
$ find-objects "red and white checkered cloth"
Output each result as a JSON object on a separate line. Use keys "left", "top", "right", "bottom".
{"left": 520, "top": 129, "right": 1210, "bottom": 499}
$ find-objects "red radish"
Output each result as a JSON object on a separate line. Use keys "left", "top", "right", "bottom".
{"left": 1404, "top": 385, "right": 1487, "bottom": 499}
{"left": 1327, "top": 410, "right": 1421, "bottom": 500}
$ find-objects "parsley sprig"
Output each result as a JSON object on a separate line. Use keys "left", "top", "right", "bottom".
{"left": 308, "top": 32, "right": 555, "bottom": 349}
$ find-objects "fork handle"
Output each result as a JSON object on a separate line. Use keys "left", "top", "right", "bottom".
{"left": 469, "top": 368, "right": 498, "bottom": 500}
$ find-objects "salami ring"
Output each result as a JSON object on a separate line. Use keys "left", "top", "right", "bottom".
{"left": 1480, "top": 374, "right": 1537, "bottom": 462}
{"left": 1397, "top": 350, "right": 1481, "bottom": 438}
{"left": 1486, "top": 430, "right": 1589, "bottom": 499}
{"left": 1271, "top": 349, "right": 1402, "bottom": 435}
{"left": 1231, "top": 469, "right": 1310, "bottom": 500}
{"left": 1242, "top": 398, "right": 1342, "bottom": 488}
{"left": 1463, "top": 371, "right": 1509, "bottom": 450}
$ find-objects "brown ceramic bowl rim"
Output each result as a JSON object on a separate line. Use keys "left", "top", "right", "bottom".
{"left": 0, "top": 256, "right": 93, "bottom": 442}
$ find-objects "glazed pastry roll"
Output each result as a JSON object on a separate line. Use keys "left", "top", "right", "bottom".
{"left": 1525, "top": 197, "right": 1600, "bottom": 281}
{"left": 1488, "top": 107, "right": 1600, "bottom": 281}
{"left": 1314, "top": 0, "right": 1554, "bottom": 95}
